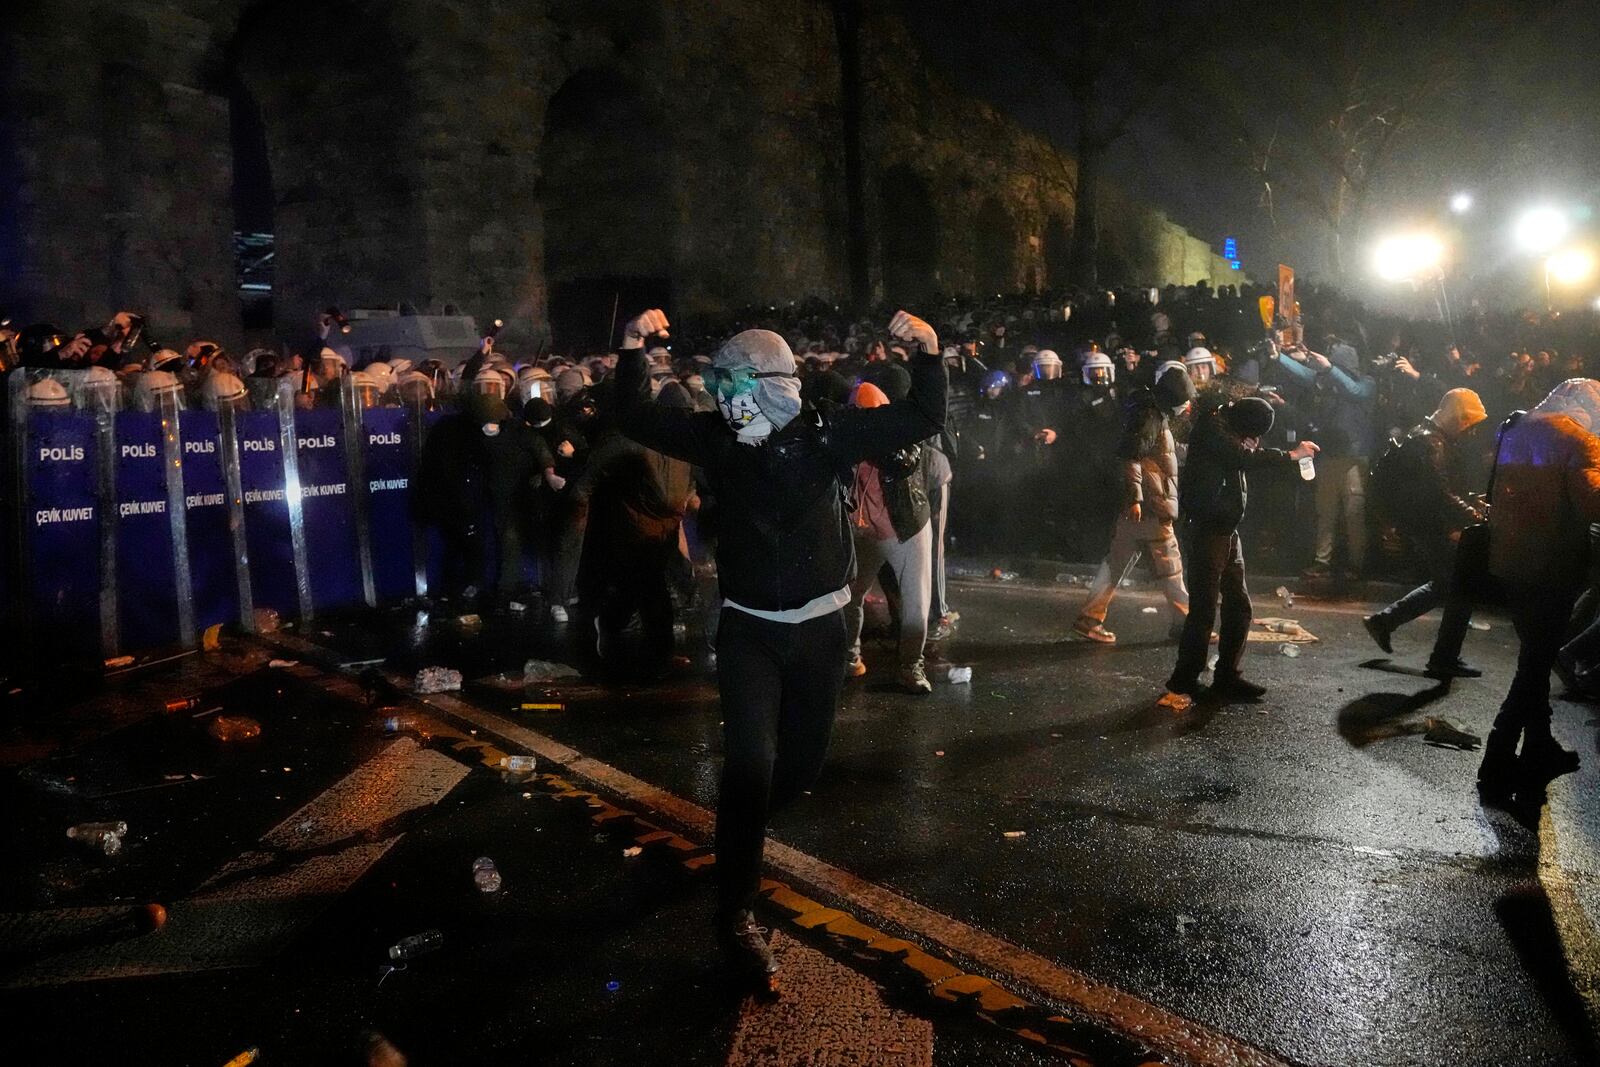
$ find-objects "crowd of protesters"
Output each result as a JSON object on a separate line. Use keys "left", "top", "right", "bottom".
{"left": 8, "top": 276, "right": 1600, "bottom": 981}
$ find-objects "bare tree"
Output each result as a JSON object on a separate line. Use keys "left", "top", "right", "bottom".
{"left": 1189, "top": 0, "right": 1523, "bottom": 285}
{"left": 995, "top": 0, "right": 1197, "bottom": 287}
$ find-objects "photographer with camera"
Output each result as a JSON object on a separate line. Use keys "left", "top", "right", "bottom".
{"left": 1271, "top": 337, "right": 1376, "bottom": 580}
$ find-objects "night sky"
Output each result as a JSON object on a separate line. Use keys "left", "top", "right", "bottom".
{"left": 903, "top": 0, "right": 1600, "bottom": 308}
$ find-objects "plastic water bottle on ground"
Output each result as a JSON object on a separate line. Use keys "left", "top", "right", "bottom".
{"left": 382, "top": 716, "right": 416, "bottom": 734}
{"left": 944, "top": 665, "right": 972, "bottom": 684}
{"left": 388, "top": 929, "right": 444, "bottom": 960}
{"left": 68, "top": 821, "right": 128, "bottom": 855}
{"left": 498, "top": 755, "right": 536, "bottom": 774}
{"left": 472, "top": 857, "right": 502, "bottom": 893}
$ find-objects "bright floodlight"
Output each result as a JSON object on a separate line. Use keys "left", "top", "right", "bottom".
{"left": 1449, "top": 192, "right": 1473, "bottom": 214}
{"left": 1514, "top": 207, "right": 1570, "bottom": 253}
{"left": 1547, "top": 248, "right": 1596, "bottom": 286}
{"left": 1373, "top": 233, "right": 1444, "bottom": 282}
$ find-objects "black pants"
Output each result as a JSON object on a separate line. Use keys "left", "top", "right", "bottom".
{"left": 1168, "top": 525, "right": 1251, "bottom": 690}
{"left": 1371, "top": 534, "right": 1472, "bottom": 666}
{"left": 438, "top": 521, "right": 484, "bottom": 599}
{"left": 714, "top": 606, "right": 848, "bottom": 918}
{"left": 1495, "top": 584, "right": 1577, "bottom": 744}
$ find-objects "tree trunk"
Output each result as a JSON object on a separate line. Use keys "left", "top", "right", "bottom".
{"left": 1068, "top": 138, "right": 1099, "bottom": 287}
{"left": 830, "top": 0, "right": 870, "bottom": 310}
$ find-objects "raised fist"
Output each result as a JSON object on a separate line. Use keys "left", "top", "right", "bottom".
{"left": 887, "top": 310, "right": 937, "bottom": 354}
{"left": 623, "top": 309, "right": 671, "bottom": 348}
{"left": 557, "top": 439, "right": 576, "bottom": 459}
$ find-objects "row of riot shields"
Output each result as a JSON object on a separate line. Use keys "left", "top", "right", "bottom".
{"left": 3, "top": 369, "right": 444, "bottom": 667}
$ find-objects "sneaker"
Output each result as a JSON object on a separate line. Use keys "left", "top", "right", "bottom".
{"left": 1362, "top": 615, "right": 1394, "bottom": 655}
{"left": 846, "top": 658, "right": 867, "bottom": 678}
{"left": 717, "top": 910, "right": 779, "bottom": 993}
{"left": 928, "top": 618, "right": 956, "bottom": 642}
{"left": 1209, "top": 674, "right": 1267, "bottom": 702}
{"left": 1301, "top": 562, "right": 1333, "bottom": 580}
{"left": 1424, "top": 659, "right": 1482, "bottom": 680}
{"left": 898, "top": 662, "right": 933, "bottom": 694}
{"left": 1073, "top": 619, "right": 1116, "bottom": 644}
{"left": 549, "top": 604, "right": 569, "bottom": 624}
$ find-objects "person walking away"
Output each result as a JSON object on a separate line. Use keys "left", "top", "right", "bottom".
{"left": 1478, "top": 379, "right": 1600, "bottom": 807}
{"left": 1362, "top": 389, "right": 1493, "bottom": 679}
{"left": 843, "top": 382, "right": 935, "bottom": 693}
{"left": 1076, "top": 364, "right": 1196, "bottom": 643}
{"left": 1165, "top": 397, "right": 1319, "bottom": 702}
{"left": 614, "top": 307, "right": 946, "bottom": 991}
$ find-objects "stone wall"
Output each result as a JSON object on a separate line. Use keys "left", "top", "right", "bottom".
{"left": 0, "top": 0, "right": 1235, "bottom": 351}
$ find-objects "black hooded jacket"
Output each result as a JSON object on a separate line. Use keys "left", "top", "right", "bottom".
{"left": 1179, "top": 404, "right": 1293, "bottom": 531}
{"left": 616, "top": 346, "right": 946, "bottom": 612}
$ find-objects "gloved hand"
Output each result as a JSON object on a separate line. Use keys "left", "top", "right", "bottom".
{"left": 623, "top": 309, "right": 671, "bottom": 349}
{"left": 887, "top": 310, "right": 937, "bottom": 355}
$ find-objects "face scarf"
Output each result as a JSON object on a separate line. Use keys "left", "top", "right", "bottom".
{"left": 710, "top": 362, "right": 794, "bottom": 442}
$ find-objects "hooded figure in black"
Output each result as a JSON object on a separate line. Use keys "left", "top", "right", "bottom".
{"left": 615, "top": 307, "right": 946, "bottom": 991}
{"left": 1166, "top": 396, "right": 1319, "bottom": 701}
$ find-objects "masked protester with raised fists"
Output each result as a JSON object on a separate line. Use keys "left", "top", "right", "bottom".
{"left": 613, "top": 306, "right": 947, "bottom": 992}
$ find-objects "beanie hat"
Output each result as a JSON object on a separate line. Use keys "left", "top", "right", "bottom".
{"left": 1225, "top": 396, "right": 1275, "bottom": 438}
{"left": 1154, "top": 364, "right": 1197, "bottom": 409}
{"left": 852, "top": 381, "right": 890, "bottom": 409}
{"left": 1430, "top": 388, "right": 1487, "bottom": 435}
{"left": 862, "top": 360, "right": 911, "bottom": 401}
{"left": 713, "top": 329, "right": 802, "bottom": 430}
{"left": 656, "top": 381, "right": 692, "bottom": 410}
{"left": 522, "top": 397, "right": 553, "bottom": 426}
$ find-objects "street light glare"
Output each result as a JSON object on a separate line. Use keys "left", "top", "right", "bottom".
{"left": 1547, "top": 248, "right": 1596, "bottom": 286}
{"left": 1514, "top": 206, "right": 1570, "bottom": 253}
{"left": 1449, "top": 192, "right": 1473, "bottom": 214}
{"left": 1373, "top": 233, "right": 1444, "bottom": 282}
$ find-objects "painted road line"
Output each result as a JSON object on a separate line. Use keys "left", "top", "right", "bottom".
{"left": 256, "top": 632, "right": 1287, "bottom": 1067}
{"left": 724, "top": 930, "right": 933, "bottom": 1067}
{"left": 3, "top": 738, "right": 467, "bottom": 987}
{"left": 1539, "top": 807, "right": 1600, "bottom": 1033}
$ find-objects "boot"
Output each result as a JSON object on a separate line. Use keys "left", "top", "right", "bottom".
{"left": 1209, "top": 672, "right": 1267, "bottom": 702}
{"left": 717, "top": 910, "right": 778, "bottom": 993}
{"left": 1476, "top": 725, "right": 1521, "bottom": 805}
{"left": 1518, "top": 733, "right": 1581, "bottom": 789}
{"left": 1363, "top": 615, "right": 1394, "bottom": 655}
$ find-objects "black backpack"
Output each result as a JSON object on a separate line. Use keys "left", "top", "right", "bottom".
{"left": 1369, "top": 428, "right": 1426, "bottom": 523}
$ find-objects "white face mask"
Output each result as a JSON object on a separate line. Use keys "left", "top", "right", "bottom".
{"left": 718, "top": 391, "right": 771, "bottom": 441}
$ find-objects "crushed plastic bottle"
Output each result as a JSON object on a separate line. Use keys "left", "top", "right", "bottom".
{"left": 1274, "top": 586, "right": 1295, "bottom": 609}
{"left": 67, "top": 821, "right": 128, "bottom": 855}
{"left": 387, "top": 929, "right": 444, "bottom": 961}
{"left": 943, "top": 665, "right": 973, "bottom": 684}
{"left": 208, "top": 715, "right": 262, "bottom": 742}
{"left": 382, "top": 716, "right": 416, "bottom": 734}
{"left": 413, "top": 667, "right": 462, "bottom": 694}
{"left": 1279, "top": 644, "right": 1301, "bottom": 658}
{"left": 472, "top": 857, "right": 502, "bottom": 893}
{"left": 498, "top": 755, "right": 536, "bottom": 774}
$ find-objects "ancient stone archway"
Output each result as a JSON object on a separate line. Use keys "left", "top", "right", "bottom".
{"left": 539, "top": 69, "right": 673, "bottom": 353}
{"left": 973, "top": 197, "right": 1016, "bottom": 297}
{"left": 227, "top": 1, "right": 429, "bottom": 340}
{"left": 878, "top": 165, "right": 939, "bottom": 303}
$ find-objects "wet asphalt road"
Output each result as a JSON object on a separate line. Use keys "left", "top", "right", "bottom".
{"left": 3, "top": 574, "right": 1599, "bottom": 1065}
